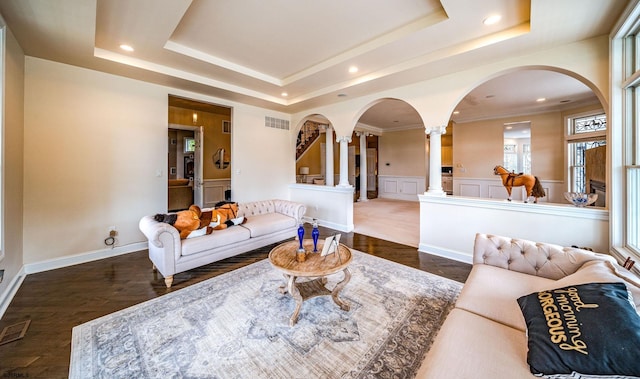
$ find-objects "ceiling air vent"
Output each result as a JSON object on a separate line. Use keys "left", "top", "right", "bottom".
{"left": 265, "top": 116, "right": 289, "bottom": 130}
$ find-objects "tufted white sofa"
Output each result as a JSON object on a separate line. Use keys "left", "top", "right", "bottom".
{"left": 416, "top": 233, "right": 640, "bottom": 378}
{"left": 139, "top": 199, "right": 306, "bottom": 287}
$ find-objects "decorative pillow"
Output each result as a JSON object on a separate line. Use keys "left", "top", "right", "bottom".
{"left": 517, "top": 282, "right": 640, "bottom": 378}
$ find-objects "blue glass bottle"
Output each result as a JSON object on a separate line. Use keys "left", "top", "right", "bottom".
{"left": 297, "top": 223, "right": 305, "bottom": 252}
{"left": 312, "top": 219, "right": 320, "bottom": 252}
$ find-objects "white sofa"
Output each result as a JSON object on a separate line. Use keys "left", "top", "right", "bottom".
{"left": 139, "top": 199, "right": 306, "bottom": 287}
{"left": 417, "top": 233, "right": 640, "bottom": 379}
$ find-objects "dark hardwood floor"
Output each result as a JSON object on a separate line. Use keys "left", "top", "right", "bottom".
{"left": 0, "top": 226, "right": 471, "bottom": 378}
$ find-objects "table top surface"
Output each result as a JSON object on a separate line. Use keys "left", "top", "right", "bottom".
{"left": 269, "top": 239, "right": 352, "bottom": 277}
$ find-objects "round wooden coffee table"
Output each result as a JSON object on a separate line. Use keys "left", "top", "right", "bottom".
{"left": 268, "top": 239, "right": 352, "bottom": 326}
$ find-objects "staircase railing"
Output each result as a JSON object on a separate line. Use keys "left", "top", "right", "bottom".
{"left": 296, "top": 121, "right": 324, "bottom": 160}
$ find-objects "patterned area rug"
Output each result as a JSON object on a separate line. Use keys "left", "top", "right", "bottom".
{"left": 70, "top": 250, "right": 461, "bottom": 378}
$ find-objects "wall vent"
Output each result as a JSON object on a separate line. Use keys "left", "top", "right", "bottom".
{"left": 265, "top": 116, "right": 289, "bottom": 130}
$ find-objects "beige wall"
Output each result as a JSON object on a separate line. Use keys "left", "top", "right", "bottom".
{"left": 379, "top": 128, "right": 426, "bottom": 176}
{"left": 0, "top": 27, "right": 25, "bottom": 294}
{"left": 454, "top": 112, "right": 570, "bottom": 180}
{"left": 453, "top": 103, "right": 604, "bottom": 182}
{"left": 169, "top": 106, "right": 231, "bottom": 180}
{"left": 23, "top": 57, "right": 168, "bottom": 264}
{"left": 532, "top": 112, "right": 564, "bottom": 180}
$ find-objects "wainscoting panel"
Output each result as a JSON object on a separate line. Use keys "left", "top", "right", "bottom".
{"left": 489, "top": 184, "right": 510, "bottom": 200}
{"left": 379, "top": 175, "right": 425, "bottom": 201}
{"left": 401, "top": 181, "right": 418, "bottom": 195}
{"left": 459, "top": 183, "right": 480, "bottom": 197}
{"left": 383, "top": 180, "right": 398, "bottom": 194}
{"left": 454, "top": 178, "right": 565, "bottom": 204}
{"left": 203, "top": 179, "right": 231, "bottom": 208}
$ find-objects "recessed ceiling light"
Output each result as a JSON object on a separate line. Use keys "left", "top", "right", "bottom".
{"left": 281, "top": 92, "right": 288, "bottom": 97}
{"left": 348, "top": 66, "right": 358, "bottom": 73}
{"left": 536, "top": 98, "right": 546, "bottom": 102}
{"left": 453, "top": 111, "right": 460, "bottom": 115}
{"left": 506, "top": 126, "right": 513, "bottom": 130}
{"left": 483, "top": 15, "right": 501, "bottom": 25}
{"left": 119, "top": 44, "right": 134, "bottom": 52}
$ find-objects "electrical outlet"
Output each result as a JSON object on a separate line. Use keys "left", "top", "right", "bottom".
{"left": 0, "top": 269, "right": 4, "bottom": 284}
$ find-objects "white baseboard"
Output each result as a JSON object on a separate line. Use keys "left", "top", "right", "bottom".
{"left": 24, "top": 242, "right": 148, "bottom": 274}
{"left": 0, "top": 266, "right": 26, "bottom": 320}
{"left": 418, "top": 243, "right": 473, "bottom": 265}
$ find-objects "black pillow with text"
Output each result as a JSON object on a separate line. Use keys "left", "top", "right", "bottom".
{"left": 517, "top": 282, "right": 640, "bottom": 378}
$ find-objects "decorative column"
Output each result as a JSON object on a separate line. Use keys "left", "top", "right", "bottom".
{"left": 425, "top": 125, "right": 447, "bottom": 196}
{"left": 325, "top": 126, "right": 335, "bottom": 186}
{"left": 357, "top": 131, "right": 368, "bottom": 202}
{"left": 337, "top": 135, "right": 352, "bottom": 187}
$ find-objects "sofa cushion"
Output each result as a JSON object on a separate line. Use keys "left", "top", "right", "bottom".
{"left": 240, "top": 213, "right": 296, "bottom": 238}
{"left": 415, "top": 308, "right": 532, "bottom": 379}
{"left": 455, "top": 264, "right": 556, "bottom": 331}
{"left": 517, "top": 282, "right": 640, "bottom": 378}
{"left": 181, "top": 226, "right": 251, "bottom": 256}
{"left": 237, "top": 200, "right": 276, "bottom": 218}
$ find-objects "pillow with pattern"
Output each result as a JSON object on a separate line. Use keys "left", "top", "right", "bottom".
{"left": 517, "top": 282, "right": 640, "bottom": 378}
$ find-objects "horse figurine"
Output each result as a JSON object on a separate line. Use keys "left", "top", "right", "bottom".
{"left": 493, "top": 165, "right": 546, "bottom": 203}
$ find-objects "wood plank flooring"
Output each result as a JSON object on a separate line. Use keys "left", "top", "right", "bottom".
{"left": 0, "top": 226, "right": 471, "bottom": 378}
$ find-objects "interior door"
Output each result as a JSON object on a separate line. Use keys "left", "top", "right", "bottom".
{"left": 193, "top": 126, "right": 204, "bottom": 207}
{"left": 348, "top": 146, "right": 356, "bottom": 186}
{"left": 367, "top": 148, "right": 376, "bottom": 189}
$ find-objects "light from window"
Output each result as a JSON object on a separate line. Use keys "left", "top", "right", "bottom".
{"left": 523, "top": 144, "right": 531, "bottom": 173}
{"left": 566, "top": 113, "right": 607, "bottom": 195}
{"left": 628, "top": 167, "right": 640, "bottom": 252}
{"left": 569, "top": 140, "right": 606, "bottom": 193}
{"left": 184, "top": 137, "right": 195, "bottom": 153}
{"left": 503, "top": 144, "right": 517, "bottom": 172}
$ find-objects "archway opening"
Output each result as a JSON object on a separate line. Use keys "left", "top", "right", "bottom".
{"left": 448, "top": 68, "right": 606, "bottom": 206}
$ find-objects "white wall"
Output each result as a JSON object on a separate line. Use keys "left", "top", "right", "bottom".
{"left": 0, "top": 25, "right": 25, "bottom": 306}
{"left": 289, "top": 184, "right": 354, "bottom": 232}
{"left": 22, "top": 57, "right": 293, "bottom": 265}
{"left": 232, "top": 105, "right": 293, "bottom": 202}
{"left": 419, "top": 195, "right": 609, "bottom": 263}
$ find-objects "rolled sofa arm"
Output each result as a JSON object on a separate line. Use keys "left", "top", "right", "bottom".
{"left": 139, "top": 216, "right": 180, "bottom": 248}
{"left": 473, "top": 233, "right": 617, "bottom": 280}
{"left": 273, "top": 200, "right": 307, "bottom": 224}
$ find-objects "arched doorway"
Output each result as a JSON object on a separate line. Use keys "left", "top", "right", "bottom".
{"left": 448, "top": 68, "right": 606, "bottom": 205}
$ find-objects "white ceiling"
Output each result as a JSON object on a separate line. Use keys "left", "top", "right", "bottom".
{"left": 0, "top": 0, "right": 627, "bottom": 129}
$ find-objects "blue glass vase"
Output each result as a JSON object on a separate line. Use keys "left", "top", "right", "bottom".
{"left": 312, "top": 220, "right": 319, "bottom": 252}
{"left": 297, "top": 223, "right": 305, "bottom": 251}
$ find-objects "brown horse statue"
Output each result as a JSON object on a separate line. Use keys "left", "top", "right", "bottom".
{"left": 493, "top": 165, "right": 546, "bottom": 203}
